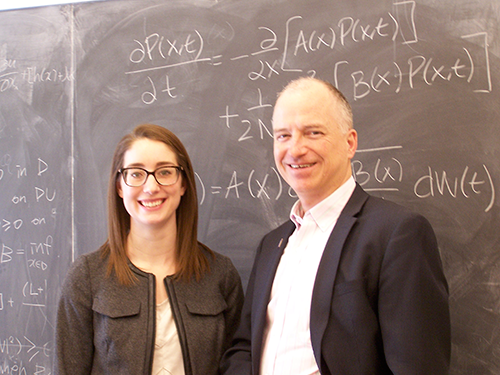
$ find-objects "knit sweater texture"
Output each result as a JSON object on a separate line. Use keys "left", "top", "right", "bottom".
{"left": 55, "top": 247, "right": 244, "bottom": 375}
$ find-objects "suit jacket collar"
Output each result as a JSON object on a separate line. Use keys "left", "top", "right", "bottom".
{"left": 250, "top": 220, "right": 295, "bottom": 372}
{"left": 310, "top": 183, "right": 369, "bottom": 371}
{"left": 250, "top": 183, "right": 369, "bottom": 373}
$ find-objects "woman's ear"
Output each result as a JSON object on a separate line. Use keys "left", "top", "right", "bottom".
{"left": 117, "top": 178, "right": 124, "bottom": 198}
{"left": 181, "top": 180, "right": 186, "bottom": 197}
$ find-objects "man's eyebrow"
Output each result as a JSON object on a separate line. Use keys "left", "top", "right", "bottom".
{"left": 273, "top": 126, "right": 288, "bottom": 133}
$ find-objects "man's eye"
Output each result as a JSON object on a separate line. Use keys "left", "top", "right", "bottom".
{"left": 307, "top": 131, "right": 324, "bottom": 138}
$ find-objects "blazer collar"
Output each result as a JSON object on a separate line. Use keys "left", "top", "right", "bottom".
{"left": 250, "top": 221, "right": 294, "bottom": 372}
{"left": 250, "top": 184, "right": 369, "bottom": 373}
{"left": 309, "top": 183, "right": 369, "bottom": 369}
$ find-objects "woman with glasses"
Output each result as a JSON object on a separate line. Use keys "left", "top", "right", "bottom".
{"left": 55, "top": 124, "right": 244, "bottom": 375}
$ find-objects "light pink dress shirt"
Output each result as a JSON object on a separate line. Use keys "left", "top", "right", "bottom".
{"left": 260, "top": 177, "right": 356, "bottom": 375}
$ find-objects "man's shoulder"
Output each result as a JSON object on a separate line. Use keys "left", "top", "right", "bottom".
{"left": 351, "top": 184, "right": 415, "bottom": 215}
{"left": 363, "top": 192, "right": 419, "bottom": 217}
{"left": 355, "top": 189, "right": 434, "bottom": 237}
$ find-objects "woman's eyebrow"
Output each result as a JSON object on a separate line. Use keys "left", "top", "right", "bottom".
{"left": 123, "top": 161, "right": 177, "bottom": 168}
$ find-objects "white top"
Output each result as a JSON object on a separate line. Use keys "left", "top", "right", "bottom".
{"left": 151, "top": 297, "right": 186, "bottom": 375}
{"left": 260, "top": 177, "right": 356, "bottom": 375}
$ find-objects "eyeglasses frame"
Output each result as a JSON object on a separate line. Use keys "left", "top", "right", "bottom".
{"left": 118, "top": 166, "right": 184, "bottom": 187}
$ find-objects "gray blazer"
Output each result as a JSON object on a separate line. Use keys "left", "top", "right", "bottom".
{"left": 55, "top": 247, "right": 243, "bottom": 375}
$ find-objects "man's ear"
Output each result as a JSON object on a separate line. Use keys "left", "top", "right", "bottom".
{"left": 346, "top": 129, "right": 358, "bottom": 159}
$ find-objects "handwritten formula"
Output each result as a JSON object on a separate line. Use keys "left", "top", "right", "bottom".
{"left": 124, "top": 1, "right": 492, "bottom": 107}
{"left": 0, "top": 150, "right": 66, "bottom": 374}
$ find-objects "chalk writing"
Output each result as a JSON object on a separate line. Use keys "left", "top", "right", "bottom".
{"left": 11, "top": 196, "right": 27, "bottom": 205}
{"left": 0, "top": 48, "right": 74, "bottom": 94}
{"left": 2, "top": 219, "right": 23, "bottom": 232}
{"left": 123, "top": 1, "right": 491, "bottom": 107}
{"left": 219, "top": 89, "right": 273, "bottom": 142}
{"left": 34, "top": 188, "right": 56, "bottom": 203}
{"left": 0, "top": 335, "right": 51, "bottom": 362}
{"left": 353, "top": 146, "right": 404, "bottom": 192}
{"left": 0, "top": 72, "right": 17, "bottom": 92}
{"left": 29, "top": 236, "right": 53, "bottom": 256}
{"left": 196, "top": 167, "right": 286, "bottom": 204}
{"left": 127, "top": 30, "right": 209, "bottom": 74}
{"left": 462, "top": 32, "right": 492, "bottom": 93}
{"left": 27, "top": 259, "right": 48, "bottom": 271}
{"left": 15, "top": 166, "right": 26, "bottom": 179}
{"left": 0, "top": 147, "right": 60, "bottom": 373}
{"left": 352, "top": 146, "right": 496, "bottom": 212}
{"left": 0, "top": 154, "right": 13, "bottom": 178}
{"left": 280, "top": 6, "right": 416, "bottom": 62}
{"left": 20, "top": 66, "right": 74, "bottom": 84}
{"left": 22, "top": 280, "right": 47, "bottom": 299}
{"left": 414, "top": 164, "right": 495, "bottom": 212}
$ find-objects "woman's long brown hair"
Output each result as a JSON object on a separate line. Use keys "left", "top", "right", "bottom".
{"left": 100, "top": 123, "right": 212, "bottom": 285}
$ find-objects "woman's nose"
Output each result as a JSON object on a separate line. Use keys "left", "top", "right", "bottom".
{"left": 143, "top": 174, "right": 160, "bottom": 193}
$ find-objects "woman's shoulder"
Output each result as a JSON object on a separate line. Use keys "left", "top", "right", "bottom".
{"left": 181, "top": 243, "right": 241, "bottom": 290}
{"left": 72, "top": 248, "right": 107, "bottom": 271}
{"left": 174, "top": 244, "right": 242, "bottom": 301}
{"left": 199, "top": 243, "right": 236, "bottom": 273}
{"left": 62, "top": 248, "right": 109, "bottom": 287}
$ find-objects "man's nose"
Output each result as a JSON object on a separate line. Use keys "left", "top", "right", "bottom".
{"left": 288, "top": 135, "right": 307, "bottom": 157}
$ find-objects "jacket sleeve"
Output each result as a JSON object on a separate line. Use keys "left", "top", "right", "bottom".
{"left": 379, "top": 212, "right": 451, "bottom": 374}
{"left": 54, "top": 256, "right": 94, "bottom": 375}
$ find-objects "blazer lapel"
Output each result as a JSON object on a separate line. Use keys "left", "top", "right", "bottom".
{"left": 251, "top": 221, "right": 295, "bottom": 372}
{"left": 309, "top": 184, "right": 369, "bottom": 370}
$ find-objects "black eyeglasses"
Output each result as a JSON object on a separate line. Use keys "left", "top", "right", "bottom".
{"left": 119, "top": 166, "right": 183, "bottom": 187}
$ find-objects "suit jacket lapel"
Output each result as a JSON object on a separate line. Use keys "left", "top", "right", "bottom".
{"left": 251, "top": 221, "right": 295, "bottom": 372}
{"left": 309, "top": 184, "right": 369, "bottom": 370}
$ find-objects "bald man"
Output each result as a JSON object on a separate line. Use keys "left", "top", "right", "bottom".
{"left": 221, "top": 77, "right": 450, "bottom": 375}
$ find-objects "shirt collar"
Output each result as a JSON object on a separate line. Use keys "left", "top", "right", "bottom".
{"left": 290, "top": 177, "right": 356, "bottom": 232}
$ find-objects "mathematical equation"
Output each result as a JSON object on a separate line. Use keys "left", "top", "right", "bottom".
{"left": 194, "top": 147, "right": 496, "bottom": 213}
{"left": 0, "top": 278, "right": 48, "bottom": 310}
{"left": 0, "top": 58, "right": 73, "bottom": 94}
{"left": 334, "top": 31, "right": 492, "bottom": 100}
{"left": 1, "top": 155, "right": 57, "bottom": 240}
{"left": 0, "top": 154, "right": 60, "bottom": 327}
{"left": 219, "top": 88, "right": 274, "bottom": 143}
{"left": 124, "top": 1, "right": 492, "bottom": 105}
{"left": 1, "top": 237, "right": 53, "bottom": 271}
{"left": 0, "top": 334, "right": 52, "bottom": 374}
{"left": 0, "top": 151, "right": 59, "bottom": 374}
{"left": 353, "top": 149, "right": 495, "bottom": 213}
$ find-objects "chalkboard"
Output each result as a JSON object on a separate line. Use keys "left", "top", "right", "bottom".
{"left": 0, "top": 0, "right": 499, "bottom": 373}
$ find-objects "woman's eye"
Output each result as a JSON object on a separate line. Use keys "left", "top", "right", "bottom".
{"left": 130, "top": 170, "right": 145, "bottom": 179}
{"left": 158, "top": 168, "right": 172, "bottom": 177}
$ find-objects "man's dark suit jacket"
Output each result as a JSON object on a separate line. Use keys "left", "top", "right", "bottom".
{"left": 221, "top": 184, "right": 450, "bottom": 375}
